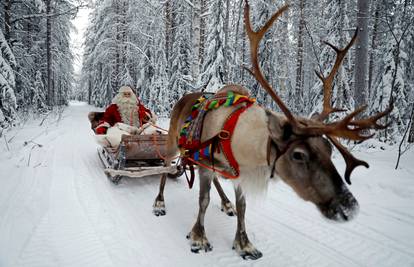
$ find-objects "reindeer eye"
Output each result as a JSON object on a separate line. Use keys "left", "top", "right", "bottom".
{"left": 291, "top": 148, "right": 309, "bottom": 163}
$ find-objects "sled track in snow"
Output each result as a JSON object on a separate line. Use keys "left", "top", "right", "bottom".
{"left": 14, "top": 113, "right": 114, "bottom": 267}
{"left": 254, "top": 186, "right": 414, "bottom": 266}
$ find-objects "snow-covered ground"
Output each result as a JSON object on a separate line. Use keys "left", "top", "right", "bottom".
{"left": 1, "top": 102, "right": 414, "bottom": 267}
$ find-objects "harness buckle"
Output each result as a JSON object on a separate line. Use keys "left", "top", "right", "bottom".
{"left": 218, "top": 130, "right": 230, "bottom": 140}
{"left": 181, "top": 149, "right": 191, "bottom": 157}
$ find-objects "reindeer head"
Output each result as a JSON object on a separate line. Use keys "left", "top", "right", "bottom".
{"left": 244, "top": 1, "right": 392, "bottom": 221}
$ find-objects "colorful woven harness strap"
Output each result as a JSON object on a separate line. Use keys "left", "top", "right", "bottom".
{"left": 179, "top": 91, "right": 255, "bottom": 188}
{"left": 216, "top": 102, "right": 253, "bottom": 178}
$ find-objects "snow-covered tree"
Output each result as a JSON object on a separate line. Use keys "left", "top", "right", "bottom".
{"left": 168, "top": 1, "right": 193, "bottom": 106}
{"left": 200, "top": 0, "right": 227, "bottom": 92}
{"left": 0, "top": 29, "right": 17, "bottom": 129}
{"left": 77, "top": 0, "right": 413, "bottom": 143}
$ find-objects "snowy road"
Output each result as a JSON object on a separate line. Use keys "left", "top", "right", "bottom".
{"left": 1, "top": 102, "right": 414, "bottom": 267}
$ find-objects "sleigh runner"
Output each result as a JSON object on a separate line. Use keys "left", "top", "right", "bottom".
{"left": 89, "top": 111, "right": 184, "bottom": 184}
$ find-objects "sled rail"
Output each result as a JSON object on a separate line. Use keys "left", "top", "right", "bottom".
{"left": 104, "top": 165, "right": 178, "bottom": 178}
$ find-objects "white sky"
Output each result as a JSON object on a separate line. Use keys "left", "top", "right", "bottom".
{"left": 70, "top": 6, "right": 92, "bottom": 75}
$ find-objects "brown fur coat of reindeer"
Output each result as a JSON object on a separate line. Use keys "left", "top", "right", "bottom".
{"left": 153, "top": 0, "right": 392, "bottom": 260}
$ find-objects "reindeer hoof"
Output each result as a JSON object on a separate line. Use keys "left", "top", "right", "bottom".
{"left": 153, "top": 209, "right": 166, "bottom": 216}
{"left": 221, "top": 201, "right": 236, "bottom": 217}
{"left": 240, "top": 249, "right": 263, "bottom": 260}
{"left": 233, "top": 240, "right": 262, "bottom": 260}
{"left": 191, "top": 242, "right": 213, "bottom": 253}
{"left": 153, "top": 200, "right": 166, "bottom": 216}
{"left": 187, "top": 232, "right": 213, "bottom": 253}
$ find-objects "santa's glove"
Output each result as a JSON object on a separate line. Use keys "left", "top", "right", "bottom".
{"left": 95, "top": 122, "right": 110, "bottom": 135}
{"left": 129, "top": 126, "right": 142, "bottom": 135}
{"left": 146, "top": 111, "right": 158, "bottom": 124}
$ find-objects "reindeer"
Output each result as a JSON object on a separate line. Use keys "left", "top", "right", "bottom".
{"left": 153, "top": 0, "right": 392, "bottom": 260}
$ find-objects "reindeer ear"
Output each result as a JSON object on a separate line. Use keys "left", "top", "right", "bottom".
{"left": 266, "top": 110, "right": 293, "bottom": 143}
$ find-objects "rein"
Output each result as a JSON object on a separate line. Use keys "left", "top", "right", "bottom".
{"left": 181, "top": 102, "right": 253, "bottom": 188}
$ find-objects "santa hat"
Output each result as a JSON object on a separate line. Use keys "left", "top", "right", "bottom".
{"left": 119, "top": 85, "right": 134, "bottom": 94}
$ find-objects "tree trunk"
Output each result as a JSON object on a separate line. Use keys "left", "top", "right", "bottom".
{"left": 336, "top": 0, "right": 346, "bottom": 108}
{"left": 4, "top": 0, "right": 11, "bottom": 43}
{"left": 396, "top": 104, "right": 414, "bottom": 169}
{"left": 223, "top": 0, "right": 230, "bottom": 82}
{"left": 354, "top": 0, "right": 370, "bottom": 116}
{"left": 192, "top": 0, "right": 201, "bottom": 79}
{"left": 409, "top": 115, "right": 414, "bottom": 143}
{"left": 88, "top": 77, "right": 92, "bottom": 105}
{"left": 114, "top": 0, "right": 120, "bottom": 92}
{"left": 198, "top": 0, "right": 207, "bottom": 68}
{"left": 368, "top": 1, "right": 379, "bottom": 97}
{"left": 46, "top": 0, "right": 54, "bottom": 106}
{"left": 294, "top": 0, "right": 305, "bottom": 113}
{"left": 165, "top": 0, "right": 172, "bottom": 75}
{"left": 279, "top": 7, "right": 289, "bottom": 95}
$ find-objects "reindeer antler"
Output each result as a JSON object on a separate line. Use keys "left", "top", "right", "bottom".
{"left": 243, "top": 1, "right": 393, "bottom": 185}
{"left": 327, "top": 136, "right": 369, "bottom": 185}
{"left": 244, "top": 0, "right": 294, "bottom": 122}
{"left": 315, "top": 30, "right": 358, "bottom": 121}
{"left": 313, "top": 31, "right": 393, "bottom": 184}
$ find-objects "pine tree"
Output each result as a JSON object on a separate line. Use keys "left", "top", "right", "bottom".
{"left": 200, "top": 0, "right": 226, "bottom": 92}
{"left": 169, "top": 1, "right": 192, "bottom": 105}
{"left": 0, "top": 29, "right": 17, "bottom": 129}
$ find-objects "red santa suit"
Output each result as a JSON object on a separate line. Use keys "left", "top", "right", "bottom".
{"left": 95, "top": 87, "right": 153, "bottom": 135}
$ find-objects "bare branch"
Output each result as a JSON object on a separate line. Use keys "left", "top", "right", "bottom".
{"left": 395, "top": 103, "right": 414, "bottom": 169}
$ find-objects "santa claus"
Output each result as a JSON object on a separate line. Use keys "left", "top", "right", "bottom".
{"left": 95, "top": 85, "right": 155, "bottom": 135}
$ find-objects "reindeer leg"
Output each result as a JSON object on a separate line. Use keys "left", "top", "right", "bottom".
{"left": 186, "top": 168, "right": 213, "bottom": 253}
{"left": 153, "top": 159, "right": 171, "bottom": 216}
{"left": 213, "top": 177, "right": 236, "bottom": 216}
{"left": 153, "top": 173, "right": 167, "bottom": 216}
{"left": 233, "top": 186, "right": 263, "bottom": 260}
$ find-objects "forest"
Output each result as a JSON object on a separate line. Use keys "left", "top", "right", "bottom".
{"left": 1, "top": 0, "right": 413, "bottom": 144}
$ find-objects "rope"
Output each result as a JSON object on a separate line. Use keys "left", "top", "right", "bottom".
{"left": 150, "top": 128, "right": 238, "bottom": 179}
{"left": 148, "top": 122, "right": 169, "bottom": 133}
{"left": 186, "top": 157, "right": 239, "bottom": 179}
{"left": 151, "top": 133, "right": 180, "bottom": 161}
{"left": 147, "top": 119, "right": 239, "bottom": 179}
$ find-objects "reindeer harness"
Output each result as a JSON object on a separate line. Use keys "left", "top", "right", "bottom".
{"left": 178, "top": 91, "right": 255, "bottom": 188}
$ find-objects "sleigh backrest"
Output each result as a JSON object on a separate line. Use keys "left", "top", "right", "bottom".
{"left": 121, "top": 134, "right": 168, "bottom": 160}
{"left": 88, "top": 112, "right": 104, "bottom": 133}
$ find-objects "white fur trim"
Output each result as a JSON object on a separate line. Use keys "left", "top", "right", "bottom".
{"left": 97, "top": 121, "right": 110, "bottom": 129}
{"left": 151, "top": 111, "right": 158, "bottom": 123}
{"left": 94, "top": 135, "right": 111, "bottom": 147}
{"left": 140, "top": 124, "right": 159, "bottom": 135}
{"left": 115, "top": 122, "right": 140, "bottom": 134}
{"left": 119, "top": 85, "right": 133, "bottom": 93}
{"left": 103, "top": 125, "right": 131, "bottom": 148}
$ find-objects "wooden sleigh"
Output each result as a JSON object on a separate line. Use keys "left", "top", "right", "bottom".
{"left": 88, "top": 112, "right": 184, "bottom": 184}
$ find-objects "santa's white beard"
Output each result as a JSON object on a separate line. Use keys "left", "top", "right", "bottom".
{"left": 113, "top": 96, "right": 139, "bottom": 127}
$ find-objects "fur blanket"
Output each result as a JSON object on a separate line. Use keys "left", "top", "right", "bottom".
{"left": 95, "top": 122, "right": 160, "bottom": 149}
